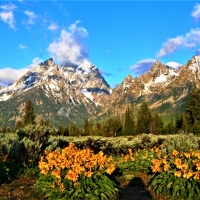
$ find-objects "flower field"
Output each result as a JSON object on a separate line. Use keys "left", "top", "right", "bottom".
{"left": 1, "top": 133, "right": 200, "bottom": 199}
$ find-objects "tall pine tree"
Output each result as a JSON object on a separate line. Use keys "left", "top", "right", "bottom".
{"left": 151, "top": 112, "right": 164, "bottom": 134}
{"left": 23, "top": 99, "right": 36, "bottom": 126}
{"left": 185, "top": 88, "right": 200, "bottom": 134}
{"left": 136, "top": 102, "right": 152, "bottom": 134}
{"left": 123, "top": 106, "right": 135, "bottom": 135}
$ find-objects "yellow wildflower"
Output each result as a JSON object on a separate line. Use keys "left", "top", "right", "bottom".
{"left": 174, "top": 171, "right": 182, "bottom": 177}
{"left": 184, "top": 152, "right": 191, "bottom": 158}
{"left": 183, "top": 170, "right": 193, "bottom": 179}
{"left": 172, "top": 150, "right": 179, "bottom": 156}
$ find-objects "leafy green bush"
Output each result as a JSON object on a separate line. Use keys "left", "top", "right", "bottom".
{"left": 117, "top": 148, "right": 156, "bottom": 176}
{"left": 162, "top": 133, "right": 199, "bottom": 154}
{"left": 148, "top": 148, "right": 200, "bottom": 199}
{"left": 0, "top": 148, "right": 9, "bottom": 184}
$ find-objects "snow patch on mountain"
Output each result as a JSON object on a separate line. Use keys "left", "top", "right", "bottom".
{"left": 80, "top": 89, "right": 94, "bottom": 101}
{"left": 188, "top": 55, "right": 200, "bottom": 75}
{"left": 154, "top": 74, "right": 167, "bottom": 83}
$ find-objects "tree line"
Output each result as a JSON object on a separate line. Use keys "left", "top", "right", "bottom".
{"left": 1, "top": 87, "right": 200, "bottom": 136}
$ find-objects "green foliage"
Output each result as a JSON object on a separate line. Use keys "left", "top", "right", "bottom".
{"left": 118, "top": 149, "right": 156, "bottom": 176}
{"left": 17, "top": 124, "right": 53, "bottom": 142}
{"left": 103, "top": 117, "right": 122, "bottom": 137}
{"left": 149, "top": 172, "right": 200, "bottom": 199}
{"left": 151, "top": 113, "right": 164, "bottom": 135}
{"left": 185, "top": 88, "right": 200, "bottom": 135}
{"left": 16, "top": 124, "right": 54, "bottom": 165}
{"left": 0, "top": 152, "right": 9, "bottom": 184}
{"left": 34, "top": 173, "right": 118, "bottom": 200}
{"left": 123, "top": 106, "right": 135, "bottom": 136}
{"left": 34, "top": 144, "right": 118, "bottom": 199}
{"left": 162, "top": 133, "right": 199, "bottom": 154}
{"left": 23, "top": 99, "right": 36, "bottom": 126}
{"left": 148, "top": 148, "right": 200, "bottom": 200}
{"left": 136, "top": 102, "right": 152, "bottom": 134}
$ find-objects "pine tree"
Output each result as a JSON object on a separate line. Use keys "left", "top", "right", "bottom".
{"left": 184, "top": 88, "right": 200, "bottom": 134}
{"left": 84, "top": 118, "right": 90, "bottom": 136}
{"left": 14, "top": 120, "right": 24, "bottom": 131}
{"left": 151, "top": 112, "right": 164, "bottom": 134}
{"left": 123, "top": 106, "right": 135, "bottom": 135}
{"left": 175, "top": 114, "right": 186, "bottom": 133}
{"left": 57, "top": 125, "right": 64, "bottom": 136}
{"left": 63, "top": 126, "right": 69, "bottom": 136}
{"left": 23, "top": 99, "right": 36, "bottom": 126}
{"left": 136, "top": 102, "right": 152, "bottom": 134}
{"left": 95, "top": 122, "right": 102, "bottom": 136}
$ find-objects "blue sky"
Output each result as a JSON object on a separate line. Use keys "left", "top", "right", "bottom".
{"left": 1, "top": 1, "right": 200, "bottom": 88}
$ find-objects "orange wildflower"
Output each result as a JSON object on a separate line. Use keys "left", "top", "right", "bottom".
{"left": 183, "top": 170, "right": 193, "bottom": 179}
{"left": 184, "top": 152, "right": 191, "bottom": 158}
{"left": 172, "top": 150, "right": 179, "bottom": 156}
{"left": 194, "top": 172, "right": 200, "bottom": 180}
{"left": 174, "top": 158, "right": 182, "bottom": 169}
{"left": 174, "top": 171, "right": 182, "bottom": 177}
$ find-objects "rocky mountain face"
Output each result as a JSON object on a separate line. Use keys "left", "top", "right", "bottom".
{"left": 96, "top": 55, "right": 200, "bottom": 123}
{"left": 1, "top": 55, "right": 200, "bottom": 128}
{"left": 0, "top": 58, "right": 111, "bottom": 127}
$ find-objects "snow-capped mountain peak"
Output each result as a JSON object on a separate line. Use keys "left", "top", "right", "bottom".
{"left": 0, "top": 58, "right": 111, "bottom": 105}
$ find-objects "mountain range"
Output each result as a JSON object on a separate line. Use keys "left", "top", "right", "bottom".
{"left": 0, "top": 55, "right": 200, "bottom": 128}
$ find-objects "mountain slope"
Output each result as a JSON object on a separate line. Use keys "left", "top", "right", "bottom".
{"left": 1, "top": 55, "right": 200, "bottom": 128}
{"left": 0, "top": 58, "right": 112, "bottom": 128}
{"left": 95, "top": 56, "right": 200, "bottom": 123}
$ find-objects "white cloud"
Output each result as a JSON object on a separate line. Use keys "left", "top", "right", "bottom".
{"left": 19, "top": 44, "right": 27, "bottom": 49}
{"left": 24, "top": 10, "right": 36, "bottom": 24}
{"left": 0, "top": 11, "right": 15, "bottom": 29}
{"left": 0, "top": 68, "right": 29, "bottom": 86}
{"left": 191, "top": 3, "right": 200, "bottom": 19}
{"left": 48, "top": 22, "right": 59, "bottom": 31}
{"left": 48, "top": 21, "right": 89, "bottom": 65}
{"left": 157, "top": 28, "right": 200, "bottom": 58}
{"left": 0, "top": 3, "right": 16, "bottom": 11}
{"left": 130, "top": 59, "right": 156, "bottom": 76}
{"left": 27, "top": 57, "right": 43, "bottom": 69}
{"left": 0, "top": 3, "right": 16, "bottom": 29}
{"left": 0, "top": 57, "right": 43, "bottom": 86}
{"left": 166, "top": 61, "right": 182, "bottom": 70}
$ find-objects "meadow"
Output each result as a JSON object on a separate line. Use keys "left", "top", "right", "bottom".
{"left": 1, "top": 131, "right": 200, "bottom": 199}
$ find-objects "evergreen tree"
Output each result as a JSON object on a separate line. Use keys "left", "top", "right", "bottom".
{"left": 63, "top": 126, "right": 69, "bottom": 136}
{"left": 151, "top": 112, "right": 164, "bottom": 134}
{"left": 123, "top": 106, "right": 135, "bottom": 135}
{"left": 69, "top": 124, "right": 80, "bottom": 136}
{"left": 136, "top": 102, "right": 152, "bottom": 134}
{"left": 115, "top": 116, "right": 123, "bottom": 136}
{"left": 84, "top": 118, "right": 90, "bottom": 135}
{"left": 57, "top": 125, "right": 64, "bottom": 136}
{"left": 175, "top": 114, "right": 186, "bottom": 133}
{"left": 164, "top": 121, "right": 175, "bottom": 135}
{"left": 1, "top": 124, "right": 10, "bottom": 133}
{"left": 83, "top": 119, "right": 93, "bottom": 136}
{"left": 23, "top": 99, "right": 36, "bottom": 125}
{"left": 14, "top": 120, "right": 24, "bottom": 131}
{"left": 185, "top": 88, "right": 200, "bottom": 134}
{"left": 95, "top": 122, "right": 102, "bottom": 136}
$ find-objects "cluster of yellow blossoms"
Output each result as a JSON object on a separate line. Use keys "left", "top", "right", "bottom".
{"left": 122, "top": 148, "right": 149, "bottom": 163}
{"left": 39, "top": 143, "right": 115, "bottom": 184}
{"left": 151, "top": 149, "right": 200, "bottom": 180}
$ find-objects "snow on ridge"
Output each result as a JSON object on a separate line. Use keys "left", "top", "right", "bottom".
{"left": 80, "top": 89, "right": 94, "bottom": 101}
{"left": 188, "top": 55, "right": 200, "bottom": 74}
{"left": 154, "top": 74, "right": 167, "bottom": 83}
